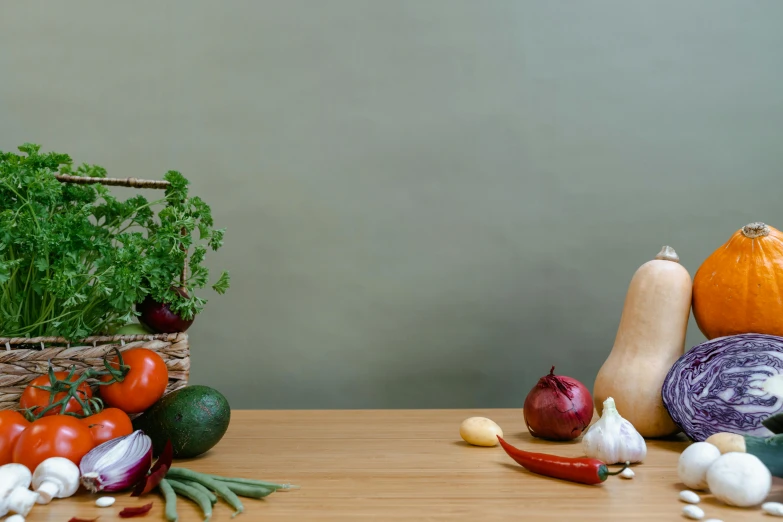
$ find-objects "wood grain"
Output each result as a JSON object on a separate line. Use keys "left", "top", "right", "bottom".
{"left": 23, "top": 409, "right": 783, "bottom": 521}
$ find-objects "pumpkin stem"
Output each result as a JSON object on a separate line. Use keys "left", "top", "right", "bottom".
{"left": 655, "top": 246, "right": 680, "bottom": 262}
{"left": 742, "top": 222, "right": 770, "bottom": 239}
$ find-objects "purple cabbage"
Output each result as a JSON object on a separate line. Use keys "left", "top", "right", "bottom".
{"left": 662, "top": 333, "right": 783, "bottom": 441}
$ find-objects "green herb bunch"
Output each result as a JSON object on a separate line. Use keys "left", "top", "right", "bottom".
{"left": 0, "top": 143, "right": 229, "bottom": 340}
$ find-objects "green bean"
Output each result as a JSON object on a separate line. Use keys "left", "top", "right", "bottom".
{"left": 168, "top": 467, "right": 298, "bottom": 490}
{"left": 166, "top": 468, "right": 244, "bottom": 516}
{"left": 159, "top": 478, "right": 179, "bottom": 522}
{"left": 179, "top": 479, "right": 218, "bottom": 505}
{"left": 213, "top": 476, "right": 300, "bottom": 490}
{"left": 167, "top": 478, "right": 213, "bottom": 521}
{"left": 222, "top": 482, "right": 275, "bottom": 499}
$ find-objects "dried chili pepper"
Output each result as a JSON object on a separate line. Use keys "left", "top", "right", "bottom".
{"left": 497, "top": 436, "right": 628, "bottom": 485}
{"left": 119, "top": 503, "right": 154, "bottom": 518}
{"left": 131, "top": 440, "right": 173, "bottom": 496}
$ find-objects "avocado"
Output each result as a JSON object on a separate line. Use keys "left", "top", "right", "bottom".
{"left": 132, "top": 385, "right": 231, "bottom": 458}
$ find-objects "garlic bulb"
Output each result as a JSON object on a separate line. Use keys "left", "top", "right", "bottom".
{"left": 582, "top": 397, "right": 647, "bottom": 464}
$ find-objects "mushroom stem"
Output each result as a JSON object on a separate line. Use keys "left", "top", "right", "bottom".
{"left": 4, "top": 487, "right": 38, "bottom": 516}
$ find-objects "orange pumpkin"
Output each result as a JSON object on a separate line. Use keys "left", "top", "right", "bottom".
{"left": 693, "top": 222, "right": 783, "bottom": 339}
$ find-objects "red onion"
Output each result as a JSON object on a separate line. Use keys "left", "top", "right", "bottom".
{"left": 523, "top": 366, "right": 594, "bottom": 441}
{"left": 79, "top": 430, "right": 153, "bottom": 493}
{"left": 136, "top": 288, "right": 194, "bottom": 333}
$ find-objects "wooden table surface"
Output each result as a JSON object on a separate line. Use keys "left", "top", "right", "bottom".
{"left": 25, "top": 409, "right": 783, "bottom": 521}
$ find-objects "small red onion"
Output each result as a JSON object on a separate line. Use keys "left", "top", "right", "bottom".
{"left": 79, "top": 430, "right": 153, "bottom": 493}
{"left": 523, "top": 366, "right": 593, "bottom": 441}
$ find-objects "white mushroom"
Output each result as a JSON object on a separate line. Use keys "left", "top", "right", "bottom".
{"left": 706, "top": 452, "right": 771, "bottom": 507}
{"left": 0, "top": 464, "right": 38, "bottom": 517}
{"left": 31, "top": 458, "right": 81, "bottom": 505}
{"left": 677, "top": 442, "right": 721, "bottom": 490}
{"left": 0, "top": 487, "right": 39, "bottom": 517}
{"left": 0, "top": 464, "right": 32, "bottom": 497}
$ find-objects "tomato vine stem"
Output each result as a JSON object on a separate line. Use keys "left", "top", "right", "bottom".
{"left": 22, "top": 347, "right": 130, "bottom": 422}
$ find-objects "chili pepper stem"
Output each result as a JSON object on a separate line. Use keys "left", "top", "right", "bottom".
{"left": 598, "top": 461, "right": 631, "bottom": 481}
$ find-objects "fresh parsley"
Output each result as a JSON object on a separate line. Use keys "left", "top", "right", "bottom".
{"left": 0, "top": 143, "right": 230, "bottom": 340}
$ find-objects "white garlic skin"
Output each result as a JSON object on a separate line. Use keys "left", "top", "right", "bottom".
{"left": 581, "top": 397, "right": 647, "bottom": 464}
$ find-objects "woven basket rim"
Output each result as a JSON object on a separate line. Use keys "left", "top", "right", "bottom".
{"left": 0, "top": 332, "right": 187, "bottom": 345}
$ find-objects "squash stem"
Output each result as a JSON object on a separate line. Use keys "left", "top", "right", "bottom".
{"left": 742, "top": 222, "right": 770, "bottom": 238}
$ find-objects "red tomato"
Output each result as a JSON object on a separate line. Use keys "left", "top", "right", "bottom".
{"left": 19, "top": 371, "right": 93, "bottom": 417}
{"left": 12, "top": 415, "right": 94, "bottom": 470}
{"left": 0, "top": 411, "right": 30, "bottom": 465}
{"left": 100, "top": 348, "right": 168, "bottom": 414}
{"left": 80, "top": 408, "right": 133, "bottom": 446}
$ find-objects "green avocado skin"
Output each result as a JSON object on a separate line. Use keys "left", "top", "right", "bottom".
{"left": 132, "top": 385, "right": 231, "bottom": 458}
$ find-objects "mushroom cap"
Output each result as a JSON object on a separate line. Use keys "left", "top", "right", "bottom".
{"left": 0, "top": 463, "right": 33, "bottom": 497}
{"left": 677, "top": 442, "right": 721, "bottom": 490}
{"left": 706, "top": 452, "right": 771, "bottom": 507}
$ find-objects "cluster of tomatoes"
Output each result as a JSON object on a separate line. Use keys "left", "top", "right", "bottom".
{"left": 0, "top": 348, "right": 169, "bottom": 472}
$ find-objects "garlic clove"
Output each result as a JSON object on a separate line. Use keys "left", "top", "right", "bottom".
{"left": 682, "top": 505, "right": 704, "bottom": 520}
{"left": 96, "top": 496, "right": 116, "bottom": 507}
{"left": 679, "top": 490, "right": 700, "bottom": 504}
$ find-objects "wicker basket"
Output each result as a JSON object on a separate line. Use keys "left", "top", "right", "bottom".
{"left": 0, "top": 173, "right": 191, "bottom": 412}
{"left": 0, "top": 334, "right": 189, "bottom": 411}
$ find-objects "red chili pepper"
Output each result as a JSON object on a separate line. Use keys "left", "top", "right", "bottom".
{"left": 119, "top": 503, "right": 154, "bottom": 518}
{"left": 497, "top": 436, "right": 628, "bottom": 485}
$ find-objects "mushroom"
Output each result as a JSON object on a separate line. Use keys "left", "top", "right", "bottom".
{"left": 0, "top": 464, "right": 38, "bottom": 517}
{"left": 706, "top": 452, "right": 771, "bottom": 507}
{"left": 0, "top": 464, "right": 32, "bottom": 497}
{"left": 0, "top": 487, "right": 39, "bottom": 517}
{"left": 31, "top": 458, "right": 81, "bottom": 505}
{"left": 677, "top": 442, "right": 721, "bottom": 490}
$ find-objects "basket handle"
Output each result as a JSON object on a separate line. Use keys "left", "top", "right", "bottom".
{"left": 55, "top": 174, "right": 170, "bottom": 189}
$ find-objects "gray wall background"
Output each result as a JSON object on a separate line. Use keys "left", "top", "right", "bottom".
{"left": 2, "top": 1, "right": 782, "bottom": 409}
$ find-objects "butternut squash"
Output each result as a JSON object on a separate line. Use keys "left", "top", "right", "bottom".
{"left": 593, "top": 246, "right": 692, "bottom": 438}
